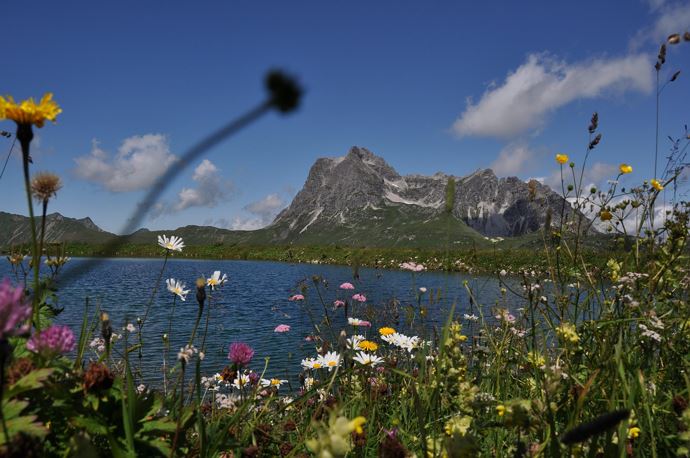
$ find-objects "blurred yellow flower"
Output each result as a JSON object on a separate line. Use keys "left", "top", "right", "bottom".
{"left": 496, "top": 405, "right": 506, "bottom": 416}
{"left": 628, "top": 426, "right": 641, "bottom": 439}
{"left": 0, "top": 93, "right": 61, "bottom": 127}
{"left": 599, "top": 210, "right": 613, "bottom": 221}
{"left": 650, "top": 179, "right": 664, "bottom": 191}
{"left": 555, "top": 154, "right": 569, "bottom": 164}
{"left": 619, "top": 164, "right": 633, "bottom": 174}
{"left": 358, "top": 340, "right": 378, "bottom": 352}
{"left": 379, "top": 327, "right": 396, "bottom": 336}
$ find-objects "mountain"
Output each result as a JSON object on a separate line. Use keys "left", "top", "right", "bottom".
{"left": 266, "top": 146, "right": 572, "bottom": 244}
{"left": 0, "top": 147, "right": 579, "bottom": 249}
{"left": 0, "top": 211, "right": 116, "bottom": 246}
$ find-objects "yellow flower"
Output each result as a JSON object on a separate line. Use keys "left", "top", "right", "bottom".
{"left": 619, "top": 163, "right": 633, "bottom": 174}
{"left": 350, "top": 416, "right": 366, "bottom": 434}
{"left": 496, "top": 405, "right": 506, "bottom": 416}
{"left": 555, "top": 154, "right": 569, "bottom": 164}
{"left": 358, "top": 340, "right": 378, "bottom": 351}
{"left": 628, "top": 426, "right": 641, "bottom": 439}
{"left": 599, "top": 210, "right": 613, "bottom": 221}
{"left": 0, "top": 93, "right": 61, "bottom": 127}
{"left": 556, "top": 322, "right": 580, "bottom": 344}
{"left": 379, "top": 327, "right": 396, "bottom": 336}
{"left": 650, "top": 179, "right": 664, "bottom": 191}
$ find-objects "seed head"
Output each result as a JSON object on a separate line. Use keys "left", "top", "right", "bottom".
{"left": 31, "top": 172, "right": 62, "bottom": 203}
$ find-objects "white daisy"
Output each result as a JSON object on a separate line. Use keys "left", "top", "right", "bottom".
{"left": 232, "top": 373, "right": 251, "bottom": 389}
{"left": 301, "top": 357, "right": 323, "bottom": 370}
{"left": 157, "top": 234, "right": 185, "bottom": 252}
{"left": 207, "top": 271, "right": 228, "bottom": 290}
{"left": 353, "top": 351, "right": 384, "bottom": 367}
{"left": 260, "top": 378, "right": 288, "bottom": 389}
{"left": 166, "top": 278, "right": 190, "bottom": 301}
{"left": 318, "top": 351, "right": 341, "bottom": 371}
{"left": 346, "top": 334, "right": 365, "bottom": 350}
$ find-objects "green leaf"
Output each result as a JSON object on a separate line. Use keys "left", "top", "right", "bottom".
{"left": 4, "top": 368, "right": 54, "bottom": 399}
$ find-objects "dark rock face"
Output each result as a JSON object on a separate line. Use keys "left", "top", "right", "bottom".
{"left": 273, "top": 146, "right": 572, "bottom": 238}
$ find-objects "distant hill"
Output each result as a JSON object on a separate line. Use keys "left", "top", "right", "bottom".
{"left": 0, "top": 211, "right": 116, "bottom": 246}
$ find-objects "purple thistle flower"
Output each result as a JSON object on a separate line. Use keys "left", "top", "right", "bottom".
{"left": 228, "top": 342, "right": 254, "bottom": 367}
{"left": 0, "top": 278, "right": 31, "bottom": 340}
{"left": 27, "top": 324, "right": 75, "bottom": 358}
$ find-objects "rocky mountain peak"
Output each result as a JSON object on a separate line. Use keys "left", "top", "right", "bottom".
{"left": 272, "top": 147, "right": 573, "bottom": 239}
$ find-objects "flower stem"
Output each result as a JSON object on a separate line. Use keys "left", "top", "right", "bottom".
{"left": 17, "top": 124, "right": 40, "bottom": 331}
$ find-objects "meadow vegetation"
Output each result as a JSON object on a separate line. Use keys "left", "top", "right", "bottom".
{"left": 1, "top": 39, "right": 689, "bottom": 457}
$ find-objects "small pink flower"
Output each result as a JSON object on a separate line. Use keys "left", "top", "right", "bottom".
{"left": 339, "top": 282, "right": 355, "bottom": 290}
{"left": 26, "top": 324, "right": 75, "bottom": 358}
{"left": 274, "top": 324, "right": 291, "bottom": 333}
{"left": 289, "top": 294, "right": 305, "bottom": 301}
{"left": 228, "top": 342, "right": 254, "bottom": 366}
{"left": 0, "top": 279, "right": 31, "bottom": 340}
{"left": 352, "top": 293, "right": 367, "bottom": 303}
{"left": 333, "top": 300, "right": 345, "bottom": 308}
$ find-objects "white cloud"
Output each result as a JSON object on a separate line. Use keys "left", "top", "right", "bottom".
{"left": 174, "top": 159, "right": 232, "bottom": 211}
{"left": 229, "top": 216, "right": 266, "bottom": 231}
{"left": 74, "top": 134, "right": 177, "bottom": 192}
{"left": 451, "top": 53, "right": 653, "bottom": 139}
{"left": 148, "top": 159, "right": 234, "bottom": 218}
{"left": 489, "top": 143, "right": 538, "bottom": 177}
{"left": 635, "top": 1, "right": 690, "bottom": 44}
{"left": 230, "top": 193, "right": 287, "bottom": 230}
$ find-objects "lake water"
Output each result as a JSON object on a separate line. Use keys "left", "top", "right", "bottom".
{"left": 0, "top": 258, "right": 520, "bottom": 387}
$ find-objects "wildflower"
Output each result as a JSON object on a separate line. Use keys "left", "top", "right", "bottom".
{"left": 650, "top": 179, "right": 664, "bottom": 191}
{"left": 400, "top": 262, "right": 425, "bottom": 272}
{"left": 639, "top": 324, "right": 662, "bottom": 342}
{"left": 496, "top": 405, "right": 506, "bottom": 416}
{"left": 0, "top": 279, "right": 31, "bottom": 339}
{"left": 125, "top": 323, "right": 136, "bottom": 333}
{"left": 232, "top": 373, "right": 251, "bottom": 389}
{"left": 352, "top": 293, "right": 367, "bottom": 302}
{"left": 619, "top": 164, "right": 633, "bottom": 174}
{"left": 44, "top": 256, "right": 70, "bottom": 268}
{"left": 381, "top": 333, "right": 420, "bottom": 353}
{"left": 207, "top": 271, "right": 227, "bottom": 290}
{"left": 499, "top": 269, "right": 507, "bottom": 277}
{"left": 306, "top": 412, "right": 366, "bottom": 457}
{"left": 555, "top": 154, "right": 569, "bottom": 164}
{"left": 358, "top": 340, "right": 378, "bottom": 351}
{"left": 463, "top": 314, "right": 479, "bottom": 322}
{"left": 301, "top": 357, "right": 322, "bottom": 370}
{"left": 599, "top": 210, "right": 613, "bottom": 221}
{"left": 628, "top": 426, "right": 641, "bottom": 439}
{"left": 346, "top": 334, "right": 365, "bottom": 350}
{"left": 260, "top": 378, "right": 288, "bottom": 389}
{"left": 339, "top": 282, "right": 355, "bottom": 290}
{"left": 136, "top": 384, "right": 147, "bottom": 394}
{"left": 318, "top": 351, "right": 341, "bottom": 371}
{"left": 556, "top": 322, "right": 580, "bottom": 344}
{"left": 333, "top": 299, "right": 345, "bottom": 308}
{"left": 348, "top": 317, "right": 371, "bottom": 327}
{"left": 157, "top": 234, "right": 184, "bottom": 252}
{"left": 228, "top": 342, "right": 254, "bottom": 366}
{"left": 289, "top": 294, "right": 305, "bottom": 301}
{"left": 527, "top": 351, "right": 546, "bottom": 368}
{"left": 31, "top": 172, "right": 62, "bottom": 203}
{"left": 0, "top": 93, "right": 61, "bottom": 127}
{"left": 166, "top": 278, "right": 190, "bottom": 301}
{"left": 274, "top": 324, "right": 291, "bottom": 333}
{"left": 83, "top": 362, "right": 114, "bottom": 393}
{"left": 379, "top": 327, "right": 396, "bottom": 336}
{"left": 353, "top": 351, "right": 384, "bottom": 366}
{"left": 178, "top": 344, "right": 199, "bottom": 364}
{"left": 89, "top": 337, "right": 106, "bottom": 353}
{"left": 26, "top": 325, "right": 75, "bottom": 358}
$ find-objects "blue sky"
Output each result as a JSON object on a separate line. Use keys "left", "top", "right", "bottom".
{"left": 2, "top": 0, "right": 689, "bottom": 233}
